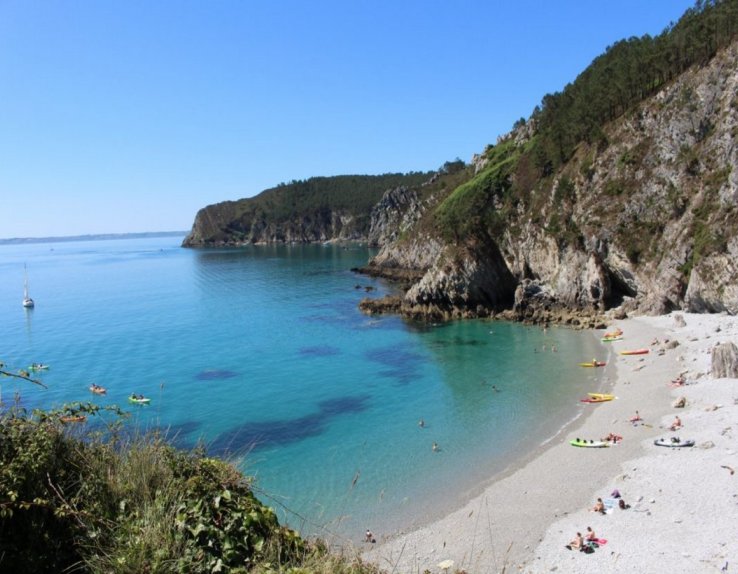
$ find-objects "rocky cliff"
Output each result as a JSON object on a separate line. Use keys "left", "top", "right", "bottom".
{"left": 182, "top": 173, "right": 432, "bottom": 247}
{"left": 359, "top": 39, "right": 738, "bottom": 324}
{"left": 183, "top": 3, "right": 738, "bottom": 325}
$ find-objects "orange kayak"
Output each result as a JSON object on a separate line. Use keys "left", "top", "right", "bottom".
{"left": 60, "top": 415, "right": 87, "bottom": 423}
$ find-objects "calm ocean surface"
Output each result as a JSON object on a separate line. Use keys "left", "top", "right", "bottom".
{"left": 0, "top": 235, "right": 604, "bottom": 540}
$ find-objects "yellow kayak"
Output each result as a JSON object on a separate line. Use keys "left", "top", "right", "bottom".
{"left": 588, "top": 392, "right": 615, "bottom": 400}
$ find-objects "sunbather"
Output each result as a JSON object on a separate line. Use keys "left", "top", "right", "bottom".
{"left": 566, "top": 531, "right": 584, "bottom": 551}
{"left": 591, "top": 498, "right": 605, "bottom": 514}
{"left": 602, "top": 432, "right": 622, "bottom": 443}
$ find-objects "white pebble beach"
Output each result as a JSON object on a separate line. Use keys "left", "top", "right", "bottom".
{"left": 362, "top": 312, "right": 738, "bottom": 573}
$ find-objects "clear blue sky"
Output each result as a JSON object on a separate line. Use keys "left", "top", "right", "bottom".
{"left": 0, "top": 0, "right": 696, "bottom": 238}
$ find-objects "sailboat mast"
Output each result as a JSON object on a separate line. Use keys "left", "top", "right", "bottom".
{"left": 22, "top": 264, "right": 34, "bottom": 308}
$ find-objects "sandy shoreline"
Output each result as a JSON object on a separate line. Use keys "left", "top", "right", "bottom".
{"left": 361, "top": 313, "right": 738, "bottom": 573}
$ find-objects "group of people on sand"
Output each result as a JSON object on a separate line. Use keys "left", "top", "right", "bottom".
{"left": 591, "top": 490, "right": 630, "bottom": 515}
{"left": 601, "top": 432, "right": 622, "bottom": 444}
{"left": 628, "top": 409, "right": 682, "bottom": 431}
{"left": 569, "top": 490, "right": 632, "bottom": 552}
{"left": 566, "top": 526, "right": 599, "bottom": 553}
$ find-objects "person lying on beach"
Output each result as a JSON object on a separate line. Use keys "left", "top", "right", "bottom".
{"left": 591, "top": 498, "right": 606, "bottom": 514}
{"left": 566, "top": 532, "right": 584, "bottom": 551}
{"left": 669, "top": 415, "right": 682, "bottom": 431}
{"left": 670, "top": 375, "right": 686, "bottom": 386}
{"left": 602, "top": 432, "right": 622, "bottom": 443}
{"left": 629, "top": 411, "right": 643, "bottom": 423}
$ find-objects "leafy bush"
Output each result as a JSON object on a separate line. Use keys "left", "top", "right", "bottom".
{"left": 0, "top": 403, "right": 378, "bottom": 574}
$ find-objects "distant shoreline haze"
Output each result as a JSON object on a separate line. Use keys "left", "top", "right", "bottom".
{"left": 0, "top": 231, "right": 188, "bottom": 245}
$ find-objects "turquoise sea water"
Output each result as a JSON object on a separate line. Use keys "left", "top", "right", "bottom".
{"left": 0, "top": 236, "right": 604, "bottom": 541}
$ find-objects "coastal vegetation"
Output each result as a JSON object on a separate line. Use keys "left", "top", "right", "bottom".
{"left": 433, "top": 0, "right": 738, "bottom": 246}
{"left": 531, "top": 0, "right": 738, "bottom": 171}
{"left": 182, "top": 173, "right": 432, "bottom": 246}
{"left": 5, "top": 4, "right": 738, "bottom": 572}
{"left": 0, "top": 367, "right": 377, "bottom": 573}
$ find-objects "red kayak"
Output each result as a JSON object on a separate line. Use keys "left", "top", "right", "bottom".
{"left": 580, "top": 396, "right": 614, "bottom": 403}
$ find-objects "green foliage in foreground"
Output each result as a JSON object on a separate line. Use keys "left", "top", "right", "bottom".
{"left": 0, "top": 404, "right": 380, "bottom": 574}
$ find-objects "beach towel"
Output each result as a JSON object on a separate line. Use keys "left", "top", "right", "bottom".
{"left": 604, "top": 498, "right": 617, "bottom": 513}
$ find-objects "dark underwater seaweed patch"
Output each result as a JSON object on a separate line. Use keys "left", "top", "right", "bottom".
{"left": 208, "top": 394, "right": 370, "bottom": 456}
{"left": 364, "top": 345, "right": 425, "bottom": 385}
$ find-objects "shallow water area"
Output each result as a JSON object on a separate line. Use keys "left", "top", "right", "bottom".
{"left": 0, "top": 236, "right": 604, "bottom": 541}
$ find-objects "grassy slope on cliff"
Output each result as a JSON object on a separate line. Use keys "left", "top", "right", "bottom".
{"left": 422, "top": 0, "right": 738, "bottom": 253}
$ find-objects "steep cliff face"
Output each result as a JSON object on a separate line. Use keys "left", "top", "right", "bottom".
{"left": 182, "top": 173, "right": 432, "bottom": 247}
{"left": 563, "top": 40, "right": 738, "bottom": 315}
{"left": 361, "top": 41, "right": 738, "bottom": 322}
{"left": 185, "top": 203, "right": 365, "bottom": 246}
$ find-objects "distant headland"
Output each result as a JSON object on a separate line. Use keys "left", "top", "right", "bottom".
{"left": 0, "top": 231, "right": 187, "bottom": 245}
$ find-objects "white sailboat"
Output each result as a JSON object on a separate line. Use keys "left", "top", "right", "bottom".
{"left": 22, "top": 265, "right": 34, "bottom": 308}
